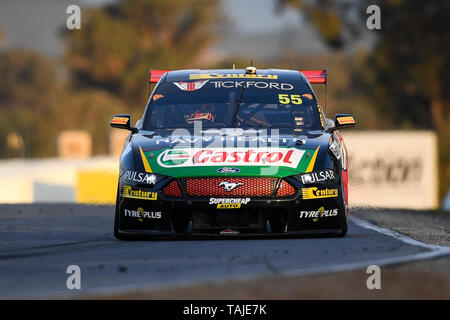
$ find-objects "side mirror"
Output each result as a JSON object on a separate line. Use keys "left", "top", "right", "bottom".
{"left": 110, "top": 114, "right": 139, "bottom": 133}
{"left": 328, "top": 114, "right": 356, "bottom": 133}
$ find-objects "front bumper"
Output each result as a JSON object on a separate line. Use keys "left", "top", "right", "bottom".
{"left": 117, "top": 228, "right": 344, "bottom": 239}
{"left": 116, "top": 176, "right": 346, "bottom": 238}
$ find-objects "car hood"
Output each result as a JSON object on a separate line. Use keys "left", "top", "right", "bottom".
{"left": 131, "top": 129, "right": 332, "bottom": 178}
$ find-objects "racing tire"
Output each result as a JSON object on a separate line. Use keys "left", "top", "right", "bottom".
{"left": 338, "top": 210, "right": 348, "bottom": 237}
{"left": 172, "top": 212, "right": 190, "bottom": 233}
{"left": 337, "top": 173, "right": 348, "bottom": 237}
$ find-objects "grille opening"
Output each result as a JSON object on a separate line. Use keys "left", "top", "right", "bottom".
{"left": 163, "top": 177, "right": 297, "bottom": 198}
{"left": 276, "top": 180, "right": 296, "bottom": 197}
{"left": 163, "top": 180, "right": 183, "bottom": 197}
{"left": 182, "top": 177, "right": 278, "bottom": 198}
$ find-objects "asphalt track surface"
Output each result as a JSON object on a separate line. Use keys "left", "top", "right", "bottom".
{"left": 0, "top": 204, "right": 449, "bottom": 299}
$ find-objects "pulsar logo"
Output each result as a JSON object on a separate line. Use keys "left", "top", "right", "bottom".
{"left": 173, "top": 80, "right": 208, "bottom": 91}
{"left": 219, "top": 181, "right": 243, "bottom": 191}
{"left": 300, "top": 169, "right": 335, "bottom": 185}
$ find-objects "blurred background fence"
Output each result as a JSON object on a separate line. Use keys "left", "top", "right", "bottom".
{"left": 0, "top": 130, "right": 439, "bottom": 210}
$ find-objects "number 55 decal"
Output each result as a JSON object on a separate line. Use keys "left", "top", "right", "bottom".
{"left": 278, "top": 94, "right": 303, "bottom": 105}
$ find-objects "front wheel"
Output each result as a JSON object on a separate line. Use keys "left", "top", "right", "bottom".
{"left": 338, "top": 209, "right": 348, "bottom": 237}
{"left": 337, "top": 172, "right": 348, "bottom": 237}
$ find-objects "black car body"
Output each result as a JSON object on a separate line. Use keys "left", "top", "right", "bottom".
{"left": 110, "top": 68, "right": 356, "bottom": 239}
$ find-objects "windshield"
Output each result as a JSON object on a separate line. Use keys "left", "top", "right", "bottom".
{"left": 143, "top": 78, "right": 322, "bottom": 130}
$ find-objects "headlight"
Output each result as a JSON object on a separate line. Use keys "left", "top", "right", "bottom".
{"left": 122, "top": 171, "right": 167, "bottom": 186}
{"left": 293, "top": 169, "right": 337, "bottom": 185}
{"left": 329, "top": 139, "right": 341, "bottom": 160}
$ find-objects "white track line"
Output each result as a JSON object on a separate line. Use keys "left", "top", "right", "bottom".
{"left": 7, "top": 216, "right": 450, "bottom": 299}
{"left": 349, "top": 216, "right": 450, "bottom": 252}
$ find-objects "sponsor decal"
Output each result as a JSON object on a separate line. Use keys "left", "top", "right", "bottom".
{"left": 299, "top": 206, "right": 338, "bottom": 221}
{"left": 123, "top": 171, "right": 157, "bottom": 184}
{"left": 210, "top": 81, "right": 293, "bottom": 90}
{"left": 278, "top": 94, "right": 302, "bottom": 104}
{"left": 139, "top": 146, "right": 153, "bottom": 173}
{"left": 336, "top": 116, "right": 355, "bottom": 125}
{"left": 122, "top": 185, "right": 157, "bottom": 200}
{"left": 217, "top": 167, "right": 240, "bottom": 174}
{"left": 317, "top": 104, "right": 325, "bottom": 128}
{"left": 300, "top": 169, "right": 336, "bottom": 184}
{"left": 302, "top": 187, "right": 338, "bottom": 199}
{"left": 190, "top": 73, "right": 278, "bottom": 80}
{"left": 209, "top": 198, "right": 250, "bottom": 205}
{"left": 305, "top": 146, "right": 320, "bottom": 173}
{"left": 153, "top": 94, "right": 164, "bottom": 101}
{"left": 186, "top": 112, "right": 215, "bottom": 123}
{"left": 329, "top": 139, "right": 341, "bottom": 160}
{"left": 155, "top": 136, "right": 299, "bottom": 145}
{"left": 173, "top": 80, "right": 209, "bottom": 91}
{"left": 111, "top": 116, "right": 129, "bottom": 125}
{"left": 124, "top": 207, "right": 161, "bottom": 222}
{"left": 302, "top": 93, "right": 313, "bottom": 100}
{"left": 159, "top": 149, "right": 191, "bottom": 166}
{"left": 220, "top": 229, "right": 240, "bottom": 235}
{"left": 217, "top": 203, "right": 241, "bottom": 209}
{"left": 219, "top": 181, "right": 243, "bottom": 191}
{"left": 156, "top": 147, "right": 305, "bottom": 169}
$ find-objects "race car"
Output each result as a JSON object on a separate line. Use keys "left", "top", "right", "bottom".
{"left": 110, "top": 67, "right": 356, "bottom": 239}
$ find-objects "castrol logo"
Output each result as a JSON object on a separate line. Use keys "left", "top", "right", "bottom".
{"left": 157, "top": 148, "right": 304, "bottom": 168}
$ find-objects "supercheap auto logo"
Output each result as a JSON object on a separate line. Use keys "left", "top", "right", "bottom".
{"left": 156, "top": 148, "right": 305, "bottom": 168}
{"left": 209, "top": 198, "right": 251, "bottom": 209}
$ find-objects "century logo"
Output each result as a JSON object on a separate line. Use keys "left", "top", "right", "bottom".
{"left": 302, "top": 187, "right": 338, "bottom": 200}
{"left": 157, "top": 148, "right": 304, "bottom": 169}
{"left": 122, "top": 185, "right": 158, "bottom": 200}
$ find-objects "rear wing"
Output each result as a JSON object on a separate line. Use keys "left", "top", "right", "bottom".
{"left": 300, "top": 70, "right": 327, "bottom": 84}
{"left": 148, "top": 69, "right": 327, "bottom": 84}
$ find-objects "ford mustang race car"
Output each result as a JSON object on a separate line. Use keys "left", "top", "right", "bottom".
{"left": 110, "top": 67, "right": 356, "bottom": 239}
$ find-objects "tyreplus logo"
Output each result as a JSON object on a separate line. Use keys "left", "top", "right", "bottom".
{"left": 156, "top": 148, "right": 305, "bottom": 169}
